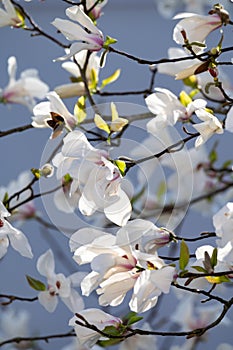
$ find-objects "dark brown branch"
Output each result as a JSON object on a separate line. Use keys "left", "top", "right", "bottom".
{"left": 0, "top": 331, "right": 76, "bottom": 348}
{"left": 0, "top": 294, "right": 38, "bottom": 306}
{"left": 172, "top": 282, "right": 228, "bottom": 305}
{"left": 0, "top": 124, "right": 33, "bottom": 138}
{"left": 12, "top": 1, "right": 68, "bottom": 48}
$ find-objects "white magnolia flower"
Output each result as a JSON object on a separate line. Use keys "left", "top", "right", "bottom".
{"left": 82, "top": 0, "right": 108, "bottom": 20}
{"left": 193, "top": 109, "right": 223, "bottom": 147}
{"left": 145, "top": 87, "right": 206, "bottom": 131}
{"left": 157, "top": 47, "right": 201, "bottom": 77}
{"left": 0, "top": 201, "right": 33, "bottom": 259}
{"left": 53, "top": 130, "right": 132, "bottom": 226}
{"left": 31, "top": 91, "right": 77, "bottom": 138}
{"left": 55, "top": 51, "right": 100, "bottom": 99}
{"left": 213, "top": 202, "right": 233, "bottom": 249}
{"left": 173, "top": 12, "right": 223, "bottom": 53}
{"left": 69, "top": 309, "right": 122, "bottom": 348}
{"left": 37, "top": 249, "right": 84, "bottom": 313}
{"left": 0, "top": 0, "right": 23, "bottom": 27}
{"left": 70, "top": 222, "right": 175, "bottom": 313}
{"left": 52, "top": 6, "right": 104, "bottom": 61}
{"left": 0, "top": 56, "right": 49, "bottom": 110}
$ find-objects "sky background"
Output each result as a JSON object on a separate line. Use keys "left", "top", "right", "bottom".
{"left": 1, "top": 0, "right": 233, "bottom": 349}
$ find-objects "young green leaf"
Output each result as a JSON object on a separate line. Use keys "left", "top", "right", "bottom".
{"left": 100, "top": 69, "right": 121, "bottom": 89}
{"left": 179, "top": 240, "right": 190, "bottom": 271}
{"left": 26, "top": 275, "right": 46, "bottom": 291}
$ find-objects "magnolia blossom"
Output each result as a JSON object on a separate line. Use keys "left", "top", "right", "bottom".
{"left": 53, "top": 130, "right": 132, "bottom": 226}
{"left": 36, "top": 249, "right": 84, "bottom": 312}
{"left": 213, "top": 202, "right": 233, "bottom": 247}
{"left": 0, "top": 0, "right": 23, "bottom": 27}
{"left": 0, "top": 201, "right": 33, "bottom": 259}
{"left": 69, "top": 309, "right": 122, "bottom": 348}
{"left": 52, "top": 6, "right": 104, "bottom": 61}
{"left": 173, "top": 12, "right": 223, "bottom": 53}
{"left": 171, "top": 296, "right": 230, "bottom": 350}
{"left": 0, "top": 171, "right": 36, "bottom": 225}
{"left": 0, "top": 56, "right": 49, "bottom": 110}
{"left": 190, "top": 244, "right": 233, "bottom": 285}
{"left": 145, "top": 87, "right": 206, "bottom": 131}
{"left": 31, "top": 91, "right": 77, "bottom": 138}
{"left": 55, "top": 51, "right": 100, "bottom": 98}
{"left": 193, "top": 109, "right": 223, "bottom": 147}
{"left": 83, "top": 0, "right": 108, "bottom": 20}
{"left": 70, "top": 221, "right": 175, "bottom": 313}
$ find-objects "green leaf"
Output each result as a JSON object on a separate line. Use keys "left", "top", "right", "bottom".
{"left": 114, "top": 160, "right": 126, "bottom": 176}
{"left": 122, "top": 311, "right": 143, "bottom": 326}
{"left": 89, "top": 68, "right": 98, "bottom": 91}
{"left": 127, "top": 315, "right": 143, "bottom": 326}
{"left": 100, "top": 69, "right": 121, "bottom": 89}
{"left": 74, "top": 96, "right": 87, "bottom": 124}
{"left": 26, "top": 275, "right": 46, "bottom": 291}
{"left": 179, "top": 240, "right": 190, "bottom": 271}
{"left": 210, "top": 248, "right": 218, "bottom": 268}
{"left": 2, "top": 192, "right": 9, "bottom": 205}
{"left": 63, "top": 173, "right": 72, "bottom": 184}
{"left": 222, "top": 160, "right": 232, "bottom": 169}
{"left": 31, "top": 168, "right": 41, "bottom": 179}
{"left": 70, "top": 76, "right": 83, "bottom": 83}
{"left": 209, "top": 149, "right": 217, "bottom": 164}
{"left": 94, "top": 114, "right": 110, "bottom": 134}
{"left": 192, "top": 266, "right": 207, "bottom": 273}
{"left": 103, "top": 35, "right": 118, "bottom": 48}
{"left": 179, "top": 90, "right": 192, "bottom": 107}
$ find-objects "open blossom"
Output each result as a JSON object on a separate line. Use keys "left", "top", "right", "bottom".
{"left": 70, "top": 221, "right": 175, "bottom": 313}
{"left": 55, "top": 51, "right": 100, "bottom": 99}
{"left": 31, "top": 91, "right": 77, "bottom": 138}
{"left": 36, "top": 249, "right": 84, "bottom": 313}
{"left": 145, "top": 87, "right": 206, "bottom": 132}
{"left": 69, "top": 309, "right": 122, "bottom": 348}
{"left": 0, "top": 0, "right": 23, "bottom": 27}
{"left": 52, "top": 6, "right": 104, "bottom": 61}
{"left": 193, "top": 109, "right": 223, "bottom": 147}
{"left": 53, "top": 130, "right": 132, "bottom": 226}
{"left": 0, "top": 201, "right": 33, "bottom": 259}
{"left": 173, "top": 12, "right": 224, "bottom": 53}
{"left": 0, "top": 56, "right": 49, "bottom": 110}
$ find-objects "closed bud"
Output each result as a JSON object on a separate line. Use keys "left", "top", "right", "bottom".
{"left": 40, "top": 163, "right": 54, "bottom": 178}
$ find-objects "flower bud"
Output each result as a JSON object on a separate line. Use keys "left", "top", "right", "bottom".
{"left": 40, "top": 163, "right": 54, "bottom": 178}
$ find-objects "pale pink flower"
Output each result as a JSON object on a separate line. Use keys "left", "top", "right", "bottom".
{"left": 52, "top": 6, "right": 104, "bottom": 61}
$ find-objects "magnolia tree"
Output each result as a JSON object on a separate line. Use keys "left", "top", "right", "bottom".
{"left": 1, "top": 0, "right": 233, "bottom": 349}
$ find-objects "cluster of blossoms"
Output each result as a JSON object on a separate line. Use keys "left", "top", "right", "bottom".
{"left": 1, "top": 0, "right": 233, "bottom": 350}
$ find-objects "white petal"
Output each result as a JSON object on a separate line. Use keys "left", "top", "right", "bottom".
{"left": 104, "top": 188, "right": 132, "bottom": 226}
{"left": 37, "top": 249, "right": 55, "bottom": 277}
{"left": 38, "top": 291, "right": 58, "bottom": 313}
